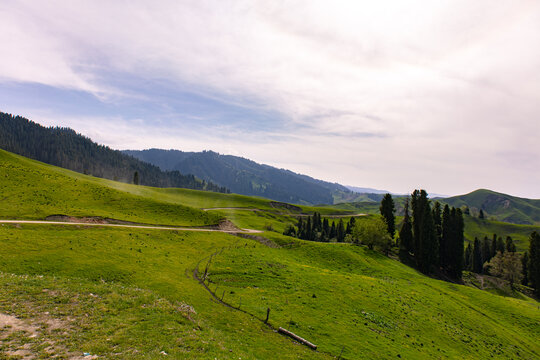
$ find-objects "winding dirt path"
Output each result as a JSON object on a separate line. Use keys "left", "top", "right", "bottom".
{"left": 0, "top": 220, "right": 262, "bottom": 234}
{"left": 201, "top": 207, "right": 260, "bottom": 211}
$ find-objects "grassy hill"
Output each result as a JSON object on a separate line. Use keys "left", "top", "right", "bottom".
{"left": 0, "top": 112, "right": 226, "bottom": 192}
{"left": 0, "top": 150, "right": 539, "bottom": 359}
{"left": 444, "top": 189, "right": 540, "bottom": 225}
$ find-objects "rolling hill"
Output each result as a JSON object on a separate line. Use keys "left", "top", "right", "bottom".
{"left": 444, "top": 189, "right": 540, "bottom": 225}
{"left": 0, "top": 112, "right": 227, "bottom": 192}
{"left": 0, "top": 149, "right": 539, "bottom": 359}
{"left": 124, "top": 149, "right": 368, "bottom": 205}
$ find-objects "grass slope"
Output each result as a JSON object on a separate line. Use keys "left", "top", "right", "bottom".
{"left": 464, "top": 217, "right": 540, "bottom": 252}
{"left": 1, "top": 149, "right": 539, "bottom": 359}
{"left": 0, "top": 149, "right": 221, "bottom": 226}
{"left": 444, "top": 189, "right": 540, "bottom": 225}
{"left": 208, "top": 238, "right": 540, "bottom": 359}
{"left": 0, "top": 225, "right": 324, "bottom": 359}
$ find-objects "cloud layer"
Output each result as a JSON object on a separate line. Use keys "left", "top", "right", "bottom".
{"left": 1, "top": 0, "right": 539, "bottom": 197}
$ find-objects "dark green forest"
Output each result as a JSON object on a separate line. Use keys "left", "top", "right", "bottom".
{"left": 0, "top": 112, "right": 228, "bottom": 193}
{"left": 125, "top": 149, "right": 353, "bottom": 204}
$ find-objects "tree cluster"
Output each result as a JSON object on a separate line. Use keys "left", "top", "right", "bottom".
{"left": 464, "top": 234, "right": 515, "bottom": 274}
{"left": 0, "top": 112, "right": 228, "bottom": 193}
{"left": 399, "top": 190, "right": 464, "bottom": 278}
{"left": 464, "top": 231, "right": 540, "bottom": 295}
{"left": 284, "top": 212, "right": 356, "bottom": 243}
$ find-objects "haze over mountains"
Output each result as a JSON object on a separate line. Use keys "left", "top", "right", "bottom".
{"left": 1, "top": 111, "right": 540, "bottom": 225}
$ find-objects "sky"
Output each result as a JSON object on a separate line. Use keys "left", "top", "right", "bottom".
{"left": 1, "top": 0, "right": 539, "bottom": 198}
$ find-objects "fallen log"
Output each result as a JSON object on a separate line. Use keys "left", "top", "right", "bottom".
{"left": 278, "top": 327, "right": 317, "bottom": 350}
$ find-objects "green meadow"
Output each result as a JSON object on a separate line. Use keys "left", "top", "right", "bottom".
{"left": 1, "top": 149, "right": 539, "bottom": 359}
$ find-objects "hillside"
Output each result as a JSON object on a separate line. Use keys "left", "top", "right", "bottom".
{"left": 124, "top": 148, "right": 357, "bottom": 205}
{"left": 444, "top": 189, "right": 540, "bottom": 225}
{"left": 0, "top": 112, "right": 227, "bottom": 192}
{"left": 0, "top": 150, "right": 539, "bottom": 359}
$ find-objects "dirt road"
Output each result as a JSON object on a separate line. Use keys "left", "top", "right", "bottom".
{"left": 0, "top": 220, "right": 262, "bottom": 234}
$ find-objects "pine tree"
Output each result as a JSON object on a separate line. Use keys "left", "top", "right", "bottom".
{"left": 482, "top": 236, "right": 492, "bottom": 267}
{"left": 337, "top": 219, "right": 345, "bottom": 242}
{"left": 464, "top": 243, "right": 473, "bottom": 271}
{"left": 322, "top": 218, "right": 330, "bottom": 241}
{"left": 491, "top": 234, "right": 498, "bottom": 259}
{"left": 440, "top": 204, "right": 451, "bottom": 270}
{"left": 522, "top": 251, "right": 529, "bottom": 286}
{"left": 528, "top": 231, "right": 540, "bottom": 295}
{"left": 306, "top": 217, "right": 312, "bottom": 241}
{"left": 417, "top": 199, "right": 437, "bottom": 273}
{"left": 433, "top": 201, "right": 442, "bottom": 245}
{"left": 296, "top": 217, "right": 306, "bottom": 239}
{"left": 348, "top": 217, "right": 356, "bottom": 234}
{"left": 379, "top": 193, "right": 396, "bottom": 237}
{"left": 330, "top": 221, "right": 336, "bottom": 239}
{"left": 411, "top": 190, "right": 428, "bottom": 256}
{"left": 133, "top": 171, "right": 139, "bottom": 185}
{"left": 496, "top": 237, "right": 505, "bottom": 254}
{"left": 399, "top": 198, "right": 413, "bottom": 261}
{"left": 473, "top": 238, "right": 483, "bottom": 273}
{"left": 505, "top": 236, "right": 516, "bottom": 253}
{"left": 479, "top": 209, "right": 485, "bottom": 219}
{"left": 449, "top": 208, "right": 464, "bottom": 279}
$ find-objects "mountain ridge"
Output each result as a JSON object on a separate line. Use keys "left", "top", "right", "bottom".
{"left": 124, "top": 148, "right": 357, "bottom": 205}
{"left": 0, "top": 112, "right": 227, "bottom": 193}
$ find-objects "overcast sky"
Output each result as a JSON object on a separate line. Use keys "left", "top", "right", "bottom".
{"left": 1, "top": 0, "right": 539, "bottom": 197}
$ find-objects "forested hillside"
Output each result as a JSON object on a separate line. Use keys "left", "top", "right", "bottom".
{"left": 0, "top": 112, "right": 227, "bottom": 192}
{"left": 125, "top": 148, "right": 354, "bottom": 204}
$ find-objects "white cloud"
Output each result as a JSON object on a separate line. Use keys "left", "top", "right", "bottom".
{"left": 1, "top": 0, "right": 539, "bottom": 197}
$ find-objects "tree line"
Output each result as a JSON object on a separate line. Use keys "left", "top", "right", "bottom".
{"left": 395, "top": 190, "right": 465, "bottom": 279}
{"left": 465, "top": 231, "right": 540, "bottom": 294}
{"left": 0, "top": 112, "right": 228, "bottom": 193}
{"left": 283, "top": 212, "right": 356, "bottom": 243}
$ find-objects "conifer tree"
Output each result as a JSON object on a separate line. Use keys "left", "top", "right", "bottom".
{"left": 399, "top": 198, "right": 413, "bottom": 260}
{"left": 440, "top": 204, "right": 451, "bottom": 269}
{"left": 322, "top": 218, "right": 329, "bottom": 240}
{"left": 521, "top": 251, "right": 529, "bottom": 286}
{"left": 411, "top": 190, "right": 428, "bottom": 256}
{"left": 133, "top": 171, "right": 139, "bottom": 185}
{"left": 348, "top": 217, "right": 356, "bottom": 234}
{"left": 491, "top": 234, "right": 498, "bottom": 259}
{"left": 482, "top": 236, "right": 492, "bottom": 267}
{"left": 464, "top": 243, "right": 473, "bottom": 271}
{"left": 433, "top": 201, "right": 442, "bottom": 246}
{"left": 479, "top": 209, "right": 485, "bottom": 219}
{"left": 528, "top": 231, "right": 540, "bottom": 295}
{"left": 448, "top": 208, "right": 464, "bottom": 279}
{"left": 473, "top": 237, "right": 483, "bottom": 273}
{"left": 496, "top": 237, "right": 505, "bottom": 254}
{"left": 306, "top": 217, "right": 313, "bottom": 241}
{"left": 417, "top": 199, "right": 437, "bottom": 273}
{"left": 330, "top": 222, "right": 336, "bottom": 239}
{"left": 505, "top": 236, "right": 516, "bottom": 253}
{"left": 297, "top": 218, "right": 305, "bottom": 239}
{"left": 379, "top": 193, "right": 396, "bottom": 237}
{"left": 337, "top": 219, "right": 345, "bottom": 242}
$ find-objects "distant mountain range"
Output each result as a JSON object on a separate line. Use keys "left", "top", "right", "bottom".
{"left": 124, "top": 149, "right": 361, "bottom": 205}
{"left": 0, "top": 112, "right": 227, "bottom": 193}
